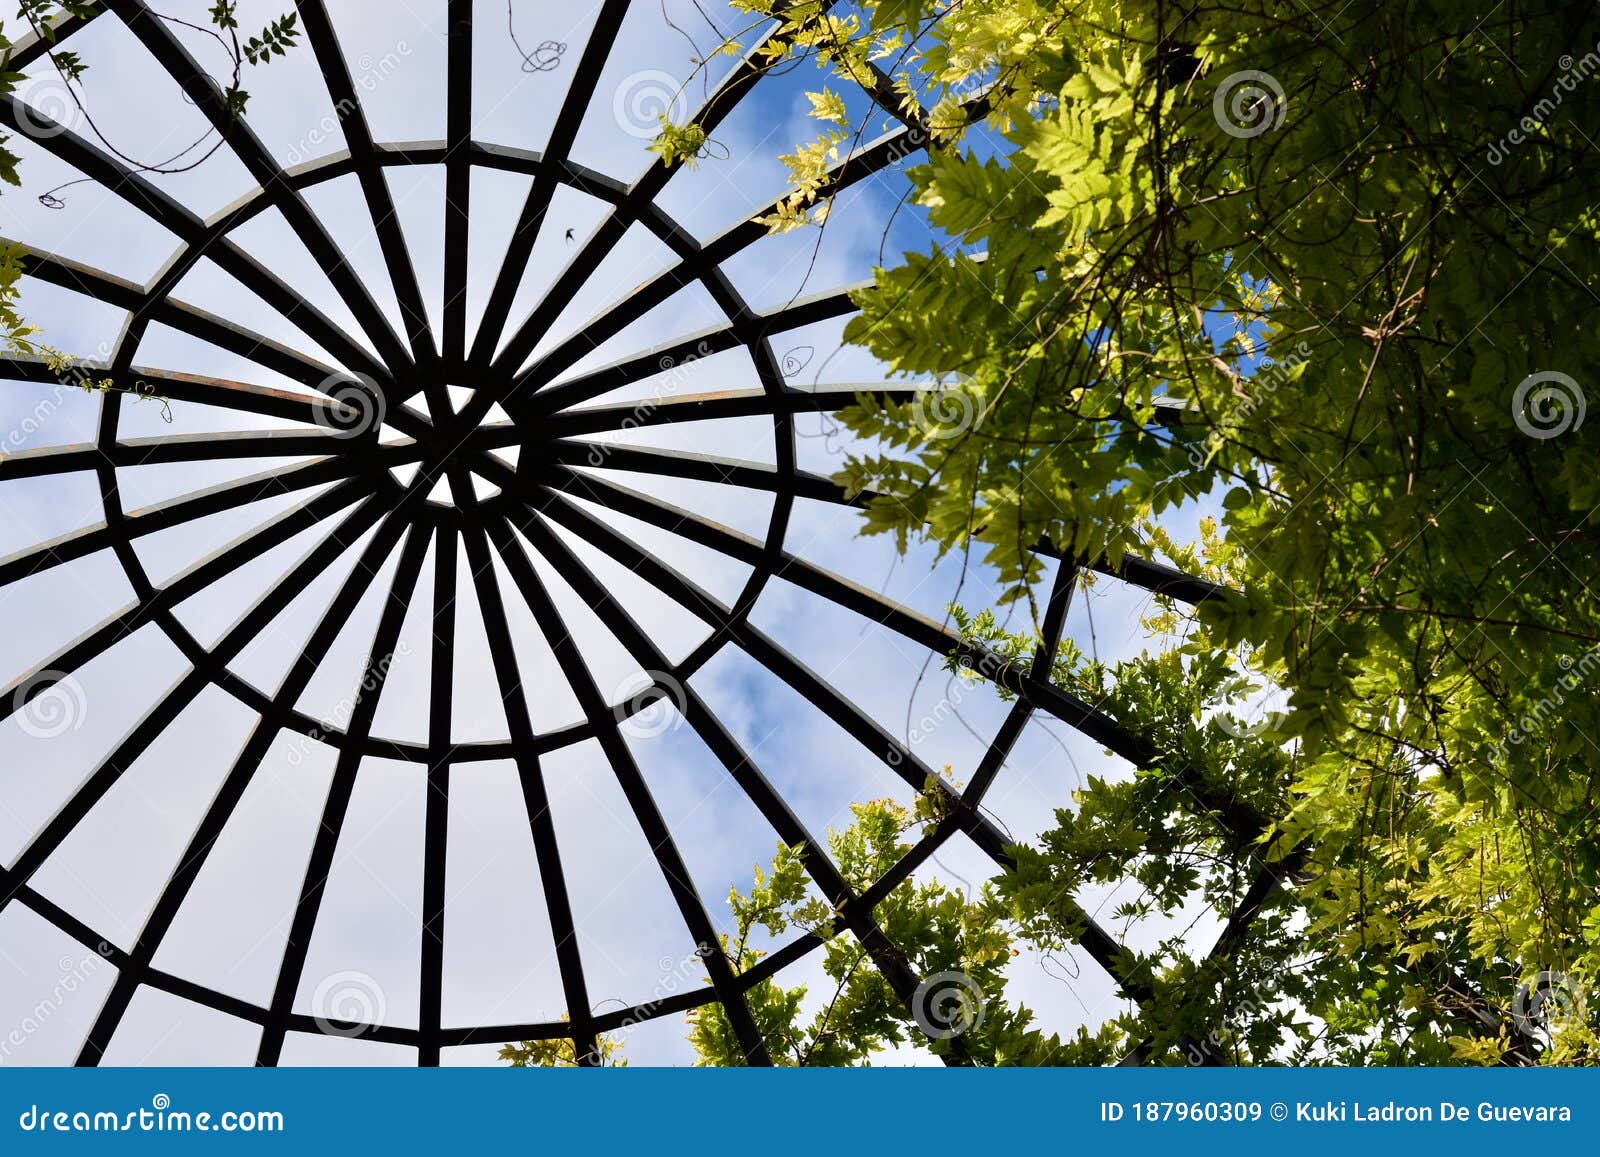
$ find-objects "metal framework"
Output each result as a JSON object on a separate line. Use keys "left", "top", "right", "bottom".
{"left": 0, "top": 1, "right": 1275, "bottom": 1067}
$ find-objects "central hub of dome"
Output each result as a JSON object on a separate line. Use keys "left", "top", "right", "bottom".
{"left": 389, "top": 382, "right": 522, "bottom": 506}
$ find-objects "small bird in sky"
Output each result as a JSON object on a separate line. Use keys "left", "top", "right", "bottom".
{"left": 564, "top": 227, "right": 575, "bottom": 243}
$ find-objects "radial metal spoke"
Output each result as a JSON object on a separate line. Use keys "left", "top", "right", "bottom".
{"left": 546, "top": 441, "right": 849, "bottom": 506}
{"left": 3, "top": 240, "right": 145, "bottom": 311}
{"left": 0, "top": 98, "right": 396, "bottom": 393}
{"left": 256, "top": 518, "right": 432, "bottom": 1064}
{"left": 456, "top": 512, "right": 601, "bottom": 1065}
{"left": 442, "top": 0, "right": 472, "bottom": 367}
{"left": 466, "top": 0, "right": 634, "bottom": 368}
{"left": 75, "top": 500, "right": 423, "bottom": 1064}
{"left": 546, "top": 391, "right": 1195, "bottom": 462}
{"left": 297, "top": 0, "right": 439, "bottom": 373}
{"left": 527, "top": 281, "right": 867, "bottom": 416}
{"left": 480, "top": 512, "right": 772, "bottom": 1065}
{"left": 4, "top": 244, "right": 404, "bottom": 406}
{"left": 418, "top": 522, "right": 455, "bottom": 1065}
{"left": 502, "top": 500, "right": 963, "bottom": 1062}
{"left": 0, "top": 358, "right": 377, "bottom": 436}
{"left": 1, "top": 476, "right": 377, "bottom": 724}
{"left": 0, "top": 489, "right": 403, "bottom": 907}
{"left": 0, "top": 455, "right": 389, "bottom": 587}
{"left": 0, "top": 429, "right": 421, "bottom": 481}
{"left": 541, "top": 385, "right": 916, "bottom": 436}
{"left": 111, "top": 0, "right": 416, "bottom": 378}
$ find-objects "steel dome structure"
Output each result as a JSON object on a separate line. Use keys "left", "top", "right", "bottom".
{"left": 0, "top": 0, "right": 1276, "bottom": 1067}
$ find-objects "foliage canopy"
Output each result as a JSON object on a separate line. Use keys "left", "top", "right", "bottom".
{"left": 618, "top": 0, "right": 1600, "bottom": 1065}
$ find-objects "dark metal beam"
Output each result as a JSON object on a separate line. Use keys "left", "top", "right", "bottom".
{"left": 111, "top": 0, "right": 416, "bottom": 380}
{"left": 256, "top": 519, "right": 431, "bottom": 1064}
{"left": 1, "top": 477, "right": 377, "bottom": 724}
{"left": 456, "top": 513, "right": 602, "bottom": 1065}
{"left": 479, "top": 511, "right": 773, "bottom": 1065}
{"left": 467, "top": 0, "right": 634, "bottom": 368}
{"left": 442, "top": 0, "right": 472, "bottom": 367}
{"left": 502, "top": 499, "right": 959, "bottom": 1060}
{"left": 418, "top": 522, "right": 455, "bottom": 1065}
{"left": 296, "top": 0, "right": 440, "bottom": 374}
{"left": 75, "top": 496, "right": 415, "bottom": 1064}
{"left": 0, "top": 454, "right": 389, "bottom": 586}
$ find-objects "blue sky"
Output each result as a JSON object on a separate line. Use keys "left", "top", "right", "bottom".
{"left": 0, "top": 0, "right": 1223, "bottom": 1066}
